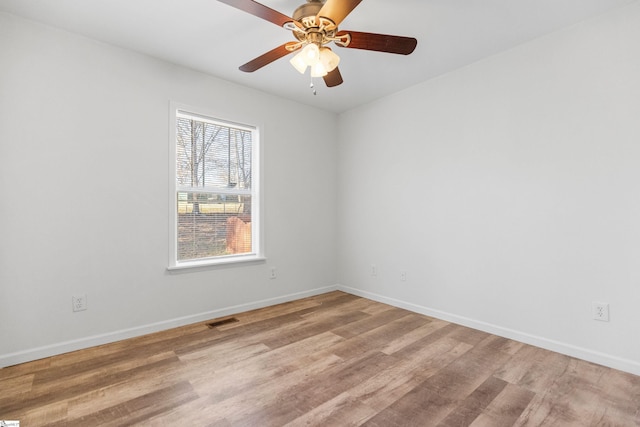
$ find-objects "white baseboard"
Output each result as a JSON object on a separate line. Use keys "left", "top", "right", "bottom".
{"left": 338, "top": 285, "right": 640, "bottom": 377}
{"left": 0, "top": 285, "right": 338, "bottom": 368}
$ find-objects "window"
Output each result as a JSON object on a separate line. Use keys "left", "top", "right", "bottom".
{"left": 169, "top": 105, "right": 261, "bottom": 269}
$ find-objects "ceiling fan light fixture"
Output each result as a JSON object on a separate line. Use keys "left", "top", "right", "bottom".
{"left": 289, "top": 51, "right": 308, "bottom": 73}
{"left": 319, "top": 47, "right": 340, "bottom": 72}
{"left": 301, "top": 42, "right": 320, "bottom": 65}
{"left": 310, "top": 61, "right": 328, "bottom": 77}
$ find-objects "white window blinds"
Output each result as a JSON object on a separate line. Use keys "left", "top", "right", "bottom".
{"left": 172, "top": 109, "right": 259, "bottom": 266}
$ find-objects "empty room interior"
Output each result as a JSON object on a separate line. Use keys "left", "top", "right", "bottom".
{"left": 1, "top": 0, "right": 640, "bottom": 425}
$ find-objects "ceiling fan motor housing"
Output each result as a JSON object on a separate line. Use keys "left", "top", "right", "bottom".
{"left": 293, "top": 0, "right": 324, "bottom": 24}
{"left": 292, "top": 0, "right": 339, "bottom": 44}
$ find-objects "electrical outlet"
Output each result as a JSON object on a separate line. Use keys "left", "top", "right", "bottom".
{"left": 592, "top": 302, "right": 609, "bottom": 322}
{"left": 72, "top": 294, "right": 87, "bottom": 312}
{"left": 400, "top": 271, "right": 407, "bottom": 281}
{"left": 371, "top": 264, "right": 377, "bottom": 277}
{"left": 270, "top": 267, "right": 277, "bottom": 279}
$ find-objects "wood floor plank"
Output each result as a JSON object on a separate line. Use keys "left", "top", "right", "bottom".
{"left": 0, "top": 373, "right": 34, "bottom": 399}
{"left": 493, "top": 343, "right": 571, "bottom": 394}
{"left": 380, "top": 317, "right": 450, "bottom": 355}
{"left": 0, "top": 358, "right": 50, "bottom": 381}
{"left": 2, "top": 352, "right": 182, "bottom": 416}
{"left": 446, "top": 326, "right": 491, "bottom": 346}
{"left": 349, "top": 337, "right": 473, "bottom": 412}
{"left": 230, "top": 351, "right": 399, "bottom": 426}
{"left": 390, "top": 323, "right": 468, "bottom": 361}
{"left": 188, "top": 331, "right": 345, "bottom": 400}
{"left": 330, "top": 307, "right": 413, "bottom": 339}
{"left": 363, "top": 334, "right": 533, "bottom": 426}
{"left": 328, "top": 313, "right": 431, "bottom": 359}
{"left": 426, "top": 336, "right": 515, "bottom": 399}
{"left": 63, "top": 364, "right": 191, "bottom": 421}
{"left": 283, "top": 391, "right": 377, "bottom": 427}
{"left": 177, "top": 338, "right": 271, "bottom": 368}
{"left": 3, "top": 291, "right": 640, "bottom": 426}
{"left": 362, "top": 383, "right": 457, "bottom": 427}
{"left": 215, "top": 291, "right": 348, "bottom": 331}
{"left": 45, "top": 322, "right": 207, "bottom": 371}
{"left": 436, "top": 376, "right": 509, "bottom": 427}
{"left": 173, "top": 293, "right": 364, "bottom": 357}
{"left": 358, "top": 299, "right": 403, "bottom": 315}
{"left": 136, "top": 396, "right": 234, "bottom": 427}
{"left": 468, "top": 382, "right": 535, "bottom": 427}
{"left": 48, "top": 381, "right": 199, "bottom": 427}
{"left": 144, "top": 352, "right": 346, "bottom": 426}
{"left": 291, "top": 350, "right": 400, "bottom": 408}
{"left": 259, "top": 310, "right": 370, "bottom": 350}
{"left": 514, "top": 357, "right": 640, "bottom": 426}
{"left": 14, "top": 400, "right": 68, "bottom": 426}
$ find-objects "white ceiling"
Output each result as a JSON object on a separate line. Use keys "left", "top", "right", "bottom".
{"left": 0, "top": 0, "right": 634, "bottom": 113}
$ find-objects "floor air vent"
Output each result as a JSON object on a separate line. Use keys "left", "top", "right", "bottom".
{"left": 206, "top": 317, "right": 239, "bottom": 328}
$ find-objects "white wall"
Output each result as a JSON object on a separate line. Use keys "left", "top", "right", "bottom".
{"left": 337, "top": 2, "right": 640, "bottom": 375}
{"left": 0, "top": 12, "right": 338, "bottom": 366}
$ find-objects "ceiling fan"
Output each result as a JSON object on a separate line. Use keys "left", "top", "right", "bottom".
{"left": 217, "top": 0, "right": 418, "bottom": 88}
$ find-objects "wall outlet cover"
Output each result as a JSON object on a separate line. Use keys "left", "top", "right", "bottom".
{"left": 72, "top": 294, "right": 87, "bottom": 312}
{"left": 592, "top": 302, "right": 609, "bottom": 322}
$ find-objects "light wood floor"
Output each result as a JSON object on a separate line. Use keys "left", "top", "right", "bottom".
{"left": 2, "top": 291, "right": 639, "bottom": 426}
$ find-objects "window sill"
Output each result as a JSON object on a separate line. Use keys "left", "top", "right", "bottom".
{"left": 167, "top": 254, "right": 266, "bottom": 272}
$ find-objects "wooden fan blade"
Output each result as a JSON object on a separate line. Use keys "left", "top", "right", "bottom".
{"left": 337, "top": 31, "right": 417, "bottom": 55}
{"left": 316, "top": 0, "right": 362, "bottom": 27}
{"left": 218, "top": 0, "right": 299, "bottom": 28}
{"left": 239, "top": 43, "right": 300, "bottom": 72}
{"left": 323, "top": 67, "right": 343, "bottom": 87}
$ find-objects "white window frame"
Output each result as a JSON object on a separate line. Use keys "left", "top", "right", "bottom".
{"left": 168, "top": 102, "right": 264, "bottom": 270}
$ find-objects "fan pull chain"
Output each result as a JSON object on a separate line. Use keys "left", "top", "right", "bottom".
{"left": 310, "top": 76, "right": 317, "bottom": 96}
